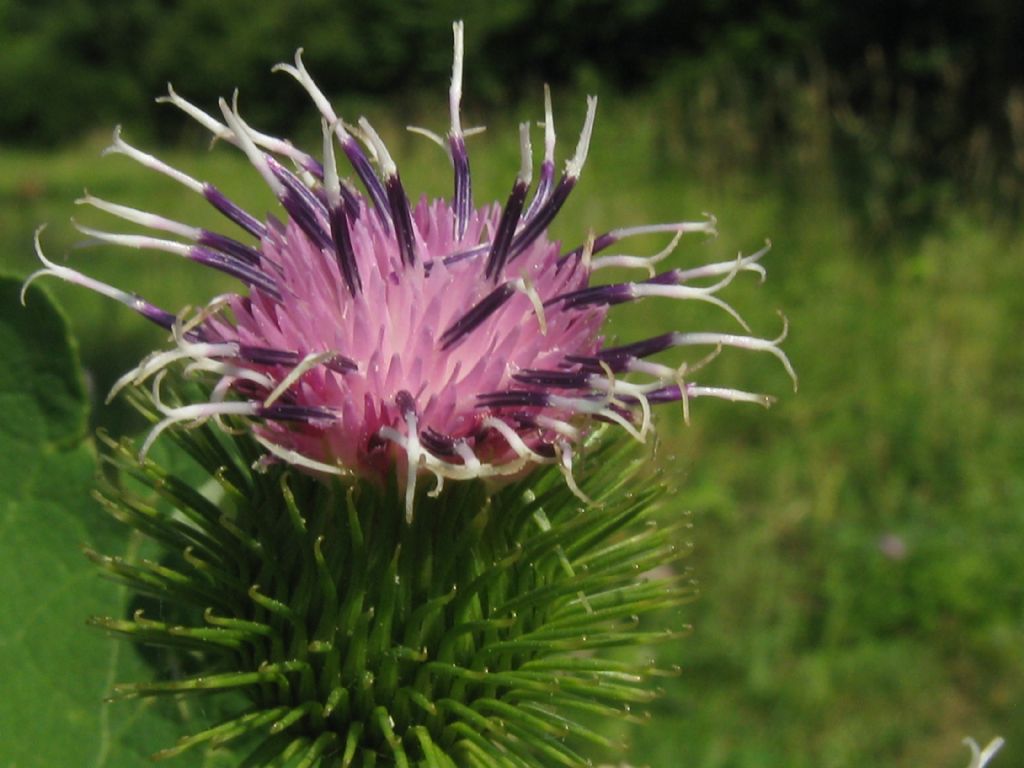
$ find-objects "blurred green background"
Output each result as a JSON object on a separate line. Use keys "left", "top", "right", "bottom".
{"left": 1, "top": 1, "right": 1022, "bottom": 766}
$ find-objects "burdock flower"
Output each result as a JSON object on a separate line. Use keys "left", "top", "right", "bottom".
{"left": 24, "top": 22, "right": 794, "bottom": 767}
{"left": 27, "top": 23, "right": 793, "bottom": 520}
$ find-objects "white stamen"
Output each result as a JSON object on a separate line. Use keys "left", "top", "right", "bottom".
{"left": 321, "top": 120, "right": 343, "bottom": 208}
{"left": 610, "top": 217, "right": 718, "bottom": 242}
{"left": 274, "top": 50, "right": 342, "bottom": 130}
{"left": 554, "top": 441, "right": 596, "bottom": 506}
{"left": 689, "top": 385, "right": 775, "bottom": 408}
{"left": 406, "top": 125, "right": 447, "bottom": 150}
{"left": 674, "top": 328, "right": 797, "bottom": 390}
{"left": 541, "top": 84, "right": 556, "bottom": 163}
{"left": 517, "top": 122, "right": 533, "bottom": 185}
{"left": 675, "top": 240, "right": 771, "bottom": 284}
{"left": 182, "top": 359, "right": 273, "bottom": 389}
{"left": 453, "top": 440, "right": 482, "bottom": 473}
{"left": 107, "top": 339, "right": 240, "bottom": 402}
{"left": 218, "top": 94, "right": 285, "bottom": 197}
{"left": 159, "top": 83, "right": 316, "bottom": 172}
{"left": 512, "top": 277, "right": 547, "bottom": 335}
{"left": 449, "top": 21, "right": 465, "bottom": 139}
{"left": 253, "top": 435, "right": 349, "bottom": 476}
{"left": 963, "top": 737, "right": 1005, "bottom": 768}
{"left": 158, "top": 84, "right": 234, "bottom": 142}
{"left": 565, "top": 95, "right": 598, "bottom": 178}
{"left": 629, "top": 260, "right": 753, "bottom": 331}
{"left": 22, "top": 227, "right": 155, "bottom": 316}
{"left": 103, "top": 127, "right": 205, "bottom": 194}
{"left": 532, "top": 414, "right": 581, "bottom": 442}
{"left": 76, "top": 194, "right": 202, "bottom": 241}
{"left": 590, "top": 230, "right": 684, "bottom": 277}
{"left": 378, "top": 409, "right": 425, "bottom": 523}
{"left": 357, "top": 118, "right": 398, "bottom": 178}
{"left": 595, "top": 361, "right": 652, "bottom": 440}
{"left": 141, "top": 371, "right": 258, "bottom": 461}
{"left": 262, "top": 351, "right": 337, "bottom": 408}
{"left": 620, "top": 325, "right": 797, "bottom": 393}
{"left": 482, "top": 417, "right": 552, "bottom": 464}
{"left": 74, "top": 222, "right": 192, "bottom": 257}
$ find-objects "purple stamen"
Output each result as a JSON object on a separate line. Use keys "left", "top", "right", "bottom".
{"left": 111, "top": 297, "right": 175, "bottom": 332}
{"left": 268, "top": 157, "right": 328, "bottom": 220}
{"left": 476, "top": 390, "right": 552, "bottom": 409}
{"left": 419, "top": 427, "right": 459, "bottom": 458}
{"left": 299, "top": 155, "right": 325, "bottom": 179}
{"left": 189, "top": 247, "right": 282, "bottom": 300}
{"left": 237, "top": 345, "right": 301, "bottom": 366}
{"left": 505, "top": 175, "right": 576, "bottom": 265}
{"left": 559, "top": 231, "right": 619, "bottom": 264}
{"left": 329, "top": 202, "right": 362, "bottom": 295}
{"left": 279, "top": 187, "right": 332, "bottom": 251}
{"left": 524, "top": 158, "right": 555, "bottom": 220}
{"left": 395, "top": 389, "right": 417, "bottom": 415}
{"left": 484, "top": 178, "right": 529, "bottom": 282}
{"left": 439, "top": 242, "right": 489, "bottom": 269}
{"left": 451, "top": 135, "right": 472, "bottom": 240}
{"left": 569, "top": 333, "right": 677, "bottom": 369}
{"left": 439, "top": 281, "right": 516, "bottom": 350}
{"left": 197, "top": 231, "right": 262, "bottom": 266}
{"left": 258, "top": 403, "right": 338, "bottom": 423}
{"left": 203, "top": 185, "right": 266, "bottom": 240}
{"left": 512, "top": 369, "right": 590, "bottom": 389}
{"left": 546, "top": 282, "right": 634, "bottom": 310}
{"left": 386, "top": 176, "right": 417, "bottom": 267}
{"left": 323, "top": 353, "right": 358, "bottom": 374}
{"left": 338, "top": 135, "right": 391, "bottom": 227}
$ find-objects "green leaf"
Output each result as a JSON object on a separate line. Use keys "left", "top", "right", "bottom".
{"left": 0, "top": 276, "right": 205, "bottom": 767}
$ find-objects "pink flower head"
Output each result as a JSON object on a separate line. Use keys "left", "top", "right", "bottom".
{"left": 26, "top": 23, "right": 794, "bottom": 518}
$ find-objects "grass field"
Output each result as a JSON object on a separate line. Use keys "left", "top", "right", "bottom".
{"left": 1, "top": 90, "right": 1022, "bottom": 767}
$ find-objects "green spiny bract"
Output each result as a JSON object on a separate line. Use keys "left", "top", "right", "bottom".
{"left": 90, "top": 396, "right": 692, "bottom": 767}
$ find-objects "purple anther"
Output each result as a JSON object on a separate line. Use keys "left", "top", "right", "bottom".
{"left": 547, "top": 282, "right": 634, "bottom": 310}
{"left": 280, "top": 187, "right": 332, "bottom": 251}
{"left": 512, "top": 369, "right": 591, "bottom": 389}
{"left": 339, "top": 135, "right": 391, "bottom": 226}
{"left": 189, "top": 247, "right": 282, "bottom": 300}
{"left": 203, "top": 184, "right": 266, "bottom": 240}
{"left": 395, "top": 389, "right": 417, "bottom": 415}
{"left": 450, "top": 134, "right": 472, "bottom": 240}
{"left": 419, "top": 427, "right": 459, "bottom": 458}
{"left": 484, "top": 178, "right": 529, "bottom": 282}
{"left": 524, "top": 158, "right": 555, "bottom": 220}
{"left": 639, "top": 386, "right": 686, "bottom": 405}
{"left": 476, "top": 390, "right": 552, "bottom": 408}
{"left": 385, "top": 176, "right": 417, "bottom": 267}
{"left": 268, "top": 156, "right": 328, "bottom": 220}
{"left": 595, "top": 333, "right": 678, "bottom": 362}
{"left": 558, "top": 231, "right": 619, "bottom": 265}
{"left": 131, "top": 297, "right": 177, "bottom": 331}
{"left": 299, "top": 155, "right": 325, "bottom": 179}
{"left": 198, "top": 231, "right": 262, "bottom": 265}
{"left": 440, "top": 242, "right": 489, "bottom": 268}
{"left": 237, "top": 345, "right": 302, "bottom": 366}
{"left": 506, "top": 174, "right": 576, "bottom": 264}
{"left": 439, "top": 281, "right": 516, "bottom": 350}
{"left": 259, "top": 403, "right": 338, "bottom": 423}
{"left": 647, "top": 269, "right": 682, "bottom": 286}
{"left": 323, "top": 352, "right": 358, "bottom": 374}
{"left": 329, "top": 202, "right": 361, "bottom": 295}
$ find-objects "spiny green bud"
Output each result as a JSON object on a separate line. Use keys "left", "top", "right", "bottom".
{"left": 90, "top": 400, "right": 693, "bottom": 766}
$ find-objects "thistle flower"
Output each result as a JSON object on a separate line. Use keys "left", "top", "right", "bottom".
{"left": 26, "top": 23, "right": 793, "bottom": 521}
{"left": 24, "top": 22, "right": 794, "bottom": 767}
